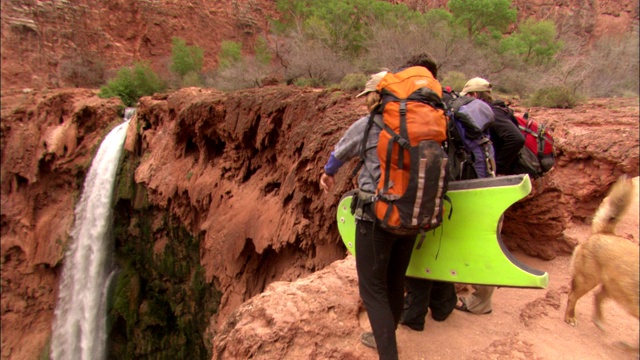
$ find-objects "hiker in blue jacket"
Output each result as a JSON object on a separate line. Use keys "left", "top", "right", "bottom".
{"left": 320, "top": 53, "right": 441, "bottom": 360}
{"left": 400, "top": 77, "right": 497, "bottom": 330}
{"left": 455, "top": 77, "right": 525, "bottom": 314}
{"left": 400, "top": 77, "right": 525, "bottom": 327}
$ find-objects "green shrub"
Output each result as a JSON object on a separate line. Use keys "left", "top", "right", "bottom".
{"left": 170, "top": 37, "right": 204, "bottom": 78}
{"left": 448, "top": 0, "right": 517, "bottom": 41}
{"left": 254, "top": 36, "right": 272, "bottom": 65}
{"left": 526, "top": 86, "right": 584, "bottom": 108}
{"left": 499, "top": 19, "right": 562, "bottom": 65}
{"left": 181, "top": 71, "right": 203, "bottom": 87}
{"left": 99, "top": 62, "right": 166, "bottom": 107}
{"left": 441, "top": 71, "right": 467, "bottom": 92}
{"left": 293, "top": 77, "right": 323, "bottom": 87}
{"left": 339, "top": 73, "right": 368, "bottom": 91}
{"left": 218, "top": 40, "right": 243, "bottom": 70}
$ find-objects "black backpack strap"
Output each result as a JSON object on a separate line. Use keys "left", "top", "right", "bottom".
{"left": 450, "top": 95, "right": 475, "bottom": 111}
{"left": 479, "top": 137, "right": 496, "bottom": 177}
{"left": 407, "top": 87, "right": 445, "bottom": 110}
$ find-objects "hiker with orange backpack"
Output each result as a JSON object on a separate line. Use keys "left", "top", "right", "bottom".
{"left": 320, "top": 53, "right": 448, "bottom": 360}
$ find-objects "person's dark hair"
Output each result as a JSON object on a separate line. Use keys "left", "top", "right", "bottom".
{"left": 401, "top": 52, "right": 439, "bottom": 78}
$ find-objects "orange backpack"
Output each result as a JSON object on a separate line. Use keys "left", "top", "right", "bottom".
{"left": 367, "top": 66, "right": 450, "bottom": 235}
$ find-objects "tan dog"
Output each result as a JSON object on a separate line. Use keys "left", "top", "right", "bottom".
{"left": 564, "top": 175, "right": 639, "bottom": 337}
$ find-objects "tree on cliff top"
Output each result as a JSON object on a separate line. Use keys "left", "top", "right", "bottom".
{"left": 170, "top": 37, "right": 204, "bottom": 87}
{"left": 99, "top": 62, "right": 166, "bottom": 107}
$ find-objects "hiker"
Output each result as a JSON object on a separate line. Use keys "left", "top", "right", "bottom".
{"left": 400, "top": 79, "right": 499, "bottom": 329}
{"left": 320, "top": 53, "right": 443, "bottom": 360}
{"left": 400, "top": 279, "right": 457, "bottom": 330}
{"left": 454, "top": 77, "right": 525, "bottom": 315}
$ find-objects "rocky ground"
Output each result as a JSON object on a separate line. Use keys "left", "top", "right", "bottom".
{"left": 397, "top": 178, "right": 639, "bottom": 360}
{"left": 213, "top": 177, "right": 639, "bottom": 360}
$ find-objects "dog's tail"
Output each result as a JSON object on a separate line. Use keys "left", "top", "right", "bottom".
{"left": 591, "top": 175, "right": 634, "bottom": 235}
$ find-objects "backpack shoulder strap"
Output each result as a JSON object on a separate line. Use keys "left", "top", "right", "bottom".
{"left": 450, "top": 95, "right": 475, "bottom": 112}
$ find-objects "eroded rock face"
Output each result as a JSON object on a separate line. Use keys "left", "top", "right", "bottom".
{"left": 132, "top": 87, "right": 359, "bottom": 324}
{"left": 1, "top": 88, "right": 124, "bottom": 359}
{"left": 501, "top": 98, "right": 639, "bottom": 259}
{"left": 1, "top": 87, "right": 638, "bottom": 359}
{"left": 212, "top": 256, "right": 367, "bottom": 360}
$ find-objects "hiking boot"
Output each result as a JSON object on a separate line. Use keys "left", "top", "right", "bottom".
{"left": 399, "top": 320, "right": 424, "bottom": 331}
{"left": 399, "top": 311, "right": 425, "bottom": 331}
{"left": 360, "top": 331, "right": 377, "bottom": 349}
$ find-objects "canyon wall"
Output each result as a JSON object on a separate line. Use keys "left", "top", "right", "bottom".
{"left": 1, "top": 0, "right": 638, "bottom": 91}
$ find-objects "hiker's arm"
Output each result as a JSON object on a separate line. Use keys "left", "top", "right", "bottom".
{"left": 332, "top": 116, "right": 369, "bottom": 161}
{"left": 319, "top": 116, "right": 369, "bottom": 193}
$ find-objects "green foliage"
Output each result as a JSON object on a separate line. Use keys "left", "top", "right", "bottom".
{"left": 206, "top": 0, "right": 630, "bottom": 103}
{"left": 110, "top": 262, "right": 141, "bottom": 336}
{"left": 254, "top": 36, "right": 272, "bottom": 65}
{"left": 218, "top": 40, "right": 243, "bottom": 70}
{"left": 339, "top": 73, "right": 368, "bottom": 91}
{"left": 526, "top": 86, "right": 584, "bottom": 108}
{"left": 293, "top": 77, "right": 323, "bottom": 87}
{"left": 275, "top": 0, "right": 413, "bottom": 58}
{"left": 99, "top": 62, "right": 166, "bottom": 107}
{"left": 499, "top": 19, "right": 562, "bottom": 65}
{"left": 181, "top": 71, "right": 203, "bottom": 87}
{"left": 441, "top": 71, "right": 467, "bottom": 92}
{"left": 169, "top": 37, "right": 204, "bottom": 78}
{"left": 115, "top": 152, "right": 137, "bottom": 201}
{"left": 109, "top": 208, "right": 220, "bottom": 359}
{"left": 423, "top": 8, "right": 455, "bottom": 26}
{"left": 448, "top": 0, "right": 517, "bottom": 41}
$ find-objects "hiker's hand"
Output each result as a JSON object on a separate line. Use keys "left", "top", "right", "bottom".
{"left": 320, "top": 173, "right": 334, "bottom": 193}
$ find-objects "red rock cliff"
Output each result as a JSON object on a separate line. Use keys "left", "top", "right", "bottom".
{"left": 1, "top": 0, "right": 637, "bottom": 91}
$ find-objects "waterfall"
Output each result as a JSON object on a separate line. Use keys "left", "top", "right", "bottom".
{"left": 50, "top": 109, "right": 134, "bottom": 360}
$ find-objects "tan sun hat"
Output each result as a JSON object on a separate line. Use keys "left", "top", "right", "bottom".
{"left": 460, "top": 77, "right": 492, "bottom": 96}
{"left": 356, "top": 71, "right": 388, "bottom": 98}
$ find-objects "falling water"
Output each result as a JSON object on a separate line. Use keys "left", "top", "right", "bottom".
{"left": 50, "top": 109, "right": 134, "bottom": 360}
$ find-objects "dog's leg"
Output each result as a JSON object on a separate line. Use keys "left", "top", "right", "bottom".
{"left": 565, "top": 272, "right": 599, "bottom": 326}
{"left": 593, "top": 285, "right": 609, "bottom": 331}
{"left": 565, "top": 280, "right": 594, "bottom": 326}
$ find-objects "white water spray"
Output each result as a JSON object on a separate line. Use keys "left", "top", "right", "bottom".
{"left": 50, "top": 109, "right": 134, "bottom": 360}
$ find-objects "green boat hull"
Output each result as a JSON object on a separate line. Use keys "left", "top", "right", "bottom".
{"left": 337, "top": 174, "right": 549, "bottom": 288}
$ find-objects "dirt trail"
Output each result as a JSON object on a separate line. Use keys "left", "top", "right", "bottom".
{"left": 364, "top": 177, "right": 639, "bottom": 360}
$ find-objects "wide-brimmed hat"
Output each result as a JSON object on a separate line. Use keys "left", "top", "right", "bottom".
{"left": 356, "top": 71, "right": 388, "bottom": 98}
{"left": 460, "top": 77, "right": 492, "bottom": 96}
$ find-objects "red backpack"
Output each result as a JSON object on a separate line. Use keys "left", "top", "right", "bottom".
{"left": 514, "top": 112, "right": 555, "bottom": 178}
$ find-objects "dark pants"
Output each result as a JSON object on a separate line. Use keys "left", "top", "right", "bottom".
{"left": 355, "top": 219, "right": 415, "bottom": 360}
{"left": 401, "top": 278, "right": 456, "bottom": 329}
